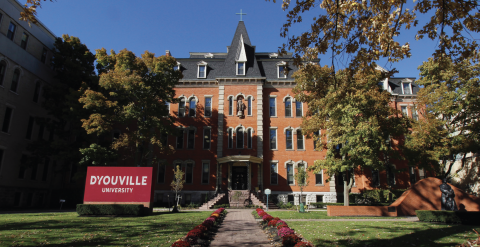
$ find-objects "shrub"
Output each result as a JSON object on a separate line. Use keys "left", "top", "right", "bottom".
{"left": 268, "top": 219, "right": 278, "bottom": 227}
{"left": 202, "top": 220, "right": 214, "bottom": 229}
{"left": 294, "top": 242, "right": 313, "bottom": 247}
{"left": 282, "top": 233, "right": 301, "bottom": 246}
{"left": 193, "top": 224, "right": 208, "bottom": 233}
{"left": 76, "top": 204, "right": 144, "bottom": 216}
{"left": 171, "top": 240, "right": 191, "bottom": 247}
{"left": 277, "top": 223, "right": 289, "bottom": 230}
{"left": 416, "top": 210, "right": 480, "bottom": 225}
{"left": 278, "top": 227, "right": 295, "bottom": 237}
{"left": 263, "top": 215, "right": 273, "bottom": 222}
{"left": 276, "top": 220, "right": 287, "bottom": 227}
{"left": 187, "top": 228, "right": 203, "bottom": 239}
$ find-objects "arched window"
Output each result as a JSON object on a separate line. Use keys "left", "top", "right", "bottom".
{"left": 236, "top": 128, "right": 244, "bottom": 148}
{"left": 296, "top": 129, "right": 304, "bottom": 150}
{"left": 285, "top": 98, "right": 292, "bottom": 117}
{"left": 10, "top": 69, "right": 20, "bottom": 92}
{"left": 286, "top": 128, "right": 293, "bottom": 150}
{"left": 178, "top": 98, "right": 185, "bottom": 117}
{"left": 247, "top": 96, "right": 252, "bottom": 116}
{"left": 295, "top": 101, "right": 302, "bottom": 117}
{"left": 0, "top": 61, "right": 6, "bottom": 86}
{"left": 188, "top": 98, "right": 196, "bottom": 117}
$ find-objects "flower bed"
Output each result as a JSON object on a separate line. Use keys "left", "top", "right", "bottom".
{"left": 255, "top": 208, "right": 312, "bottom": 247}
{"left": 171, "top": 208, "right": 227, "bottom": 247}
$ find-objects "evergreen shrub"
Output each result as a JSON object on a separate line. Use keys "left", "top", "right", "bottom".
{"left": 76, "top": 204, "right": 144, "bottom": 216}
{"left": 416, "top": 210, "right": 480, "bottom": 225}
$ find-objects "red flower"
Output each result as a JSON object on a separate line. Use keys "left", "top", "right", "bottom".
{"left": 282, "top": 234, "right": 301, "bottom": 246}
{"left": 171, "top": 240, "right": 191, "bottom": 247}
{"left": 294, "top": 242, "right": 313, "bottom": 247}
{"left": 277, "top": 223, "right": 289, "bottom": 230}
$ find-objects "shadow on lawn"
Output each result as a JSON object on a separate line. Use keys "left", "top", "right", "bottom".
{"left": 0, "top": 211, "right": 208, "bottom": 246}
{"left": 311, "top": 223, "right": 479, "bottom": 247}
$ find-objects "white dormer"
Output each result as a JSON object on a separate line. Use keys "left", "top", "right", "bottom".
{"left": 197, "top": 61, "right": 208, "bottom": 78}
{"left": 236, "top": 34, "right": 247, "bottom": 75}
{"left": 204, "top": 53, "right": 214, "bottom": 58}
{"left": 277, "top": 61, "right": 287, "bottom": 78}
{"left": 174, "top": 61, "right": 181, "bottom": 71}
{"left": 269, "top": 53, "right": 279, "bottom": 58}
{"left": 402, "top": 78, "right": 413, "bottom": 95}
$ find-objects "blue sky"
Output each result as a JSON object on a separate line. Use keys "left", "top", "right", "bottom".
{"left": 27, "top": 0, "right": 440, "bottom": 78}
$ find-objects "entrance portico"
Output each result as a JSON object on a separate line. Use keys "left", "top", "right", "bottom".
{"left": 217, "top": 155, "right": 263, "bottom": 192}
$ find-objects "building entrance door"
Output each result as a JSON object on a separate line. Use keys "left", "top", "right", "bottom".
{"left": 232, "top": 166, "right": 248, "bottom": 190}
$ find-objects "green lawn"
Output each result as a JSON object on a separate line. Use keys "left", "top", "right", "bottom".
{"left": 289, "top": 221, "right": 480, "bottom": 247}
{"left": 266, "top": 210, "right": 407, "bottom": 219}
{"left": 0, "top": 211, "right": 212, "bottom": 246}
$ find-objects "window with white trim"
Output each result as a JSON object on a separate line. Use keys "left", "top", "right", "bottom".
{"left": 205, "top": 97, "right": 212, "bottom": 117}
{"left": 187, "top": 129, "right": 195, "bottom": 149}
{"left": 270, "top": 162, "right": 278, "bottom": 185}
{"left": 411, "top": 105, "right": 418, "bottom": 120}
{"left": 269, "top": 96, "right": 276, "bottom": 117}
{"left": 295, "top": 101, "right": 302, "bottom": 117}
{"left": 198, "top": 65, "right": 206, "bottom": 78}
{"left": 247, "top": 128, "right": 253, "bottom": 149}
{"left": 297, "top": 163, "right": 306, "bottom": 184}
{"left": 286, "top": 128, "right": 293, "bottom": 150}
{"left": 228, "top": 128, "right": 233, "bottom": 148}
{"left": 21, "top": 32, "right": 29, "bottom": 50}
{"left": 296, "top": 129, "right": 304, "bottom": 150}
{"left": 176, "top": 129, "right": 184, "bottom": 149}
{"left": 2, "top": 106, "right": 13, "bottom": 133}
{"left": 286, "top": 163, "right": 294, "bottom": 185}
{"left": 401, "top": 105, "right": 408, "bottom": 117}
{"left": 236, "top": 62, "right": 245, "bottom": 75}
{"left": 185, "top": 162, "right": 193, "bottom": 183}
{"left": 285, "top": 98, "right": 292, "bottom": 117}
{"left": 313, "top": 130, "right": 320, "bottom": 151}
{"left": 178, "top": 98, "right": 186, "bottom": 117}
{"left": 10, "top": 69, "right": 20, "bottom": 93}
{"left": 247, "top": 96, "right": 252, "bottom": 116}
{"left": 409, "top": 166, "right": 416, "bottom": 185}
{"left": 228, "top": 96, "right": 233, "bottom": 116}
{"left": 402, "top": 83, "right": 412, "bottom": 94}
{"left": 278, "top": 64, "right": 286, "bottom": 78}
{"left": 7, "top": 22, "right": 16, "bottom": 41}
{"left": 270, "top": 128, "right": 277, "bottom": 150}
{"left": 236, "top": 128, "right": 244, "bottom": 148}
{"left": 203, "top": 127, "right": 211, "bottom": 149}
{"left": 201, "top": 161, "right": 210, "bottom": 184}
{"left": 188, "top": 98, "right": 196, "bottom": 117}
{"left": 315, "top": 169, "right": 323, "bottom": 185}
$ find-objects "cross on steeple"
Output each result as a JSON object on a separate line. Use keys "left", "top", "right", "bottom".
{"left": 236, "top": 9, "right": 247, "bottom": 21}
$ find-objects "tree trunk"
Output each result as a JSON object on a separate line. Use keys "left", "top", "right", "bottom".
{"left": 343, "top": 170, "right": 354, "bottom": 206}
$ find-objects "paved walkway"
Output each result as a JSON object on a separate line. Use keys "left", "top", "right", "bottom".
{"left": 210, "top": 209, "right": 271, "bottom": 247}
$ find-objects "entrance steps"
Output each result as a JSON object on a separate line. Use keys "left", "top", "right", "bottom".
{"left": 250, "top": 193, "right": 279, "bottom": 209}
{"left": 198, "top": 193, "right": 227, "bottom": 210}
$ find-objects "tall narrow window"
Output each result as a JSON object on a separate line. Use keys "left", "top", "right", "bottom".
{"left": 296, "top": 101, "right": 302, "bottom": 117}
{"left": 409, "top": 166, "right": 416, "bottom": 185}
{"left": 185, "top": 163, "right": 193, "bottom": 183}
{"left": 0, "top": 61, "right": 6, "bottom": 86}
{"left": 402, "top": 83, "right": 412, "bottom": 94}
{"left": 270, "top": 162, "right": 278, "bottom": 185}
{"left": 203, "top": 128, "right": 211, "bottom": 149}
{"left": 21, "top": 32, "right": 29, "bottom": 49}
{"left": 315, "top": 170, "right": 323, "bottom": 185}
{"left": 188, "top": 98, "right": 196, "bottom": 117}
{"left": 401, "top": 106, "right": 408, "bottom": 117}
{"left": 228, "top": 129, "right": 233, "bottom": 148}
{"left": 202, "top": 162, "right": 209, "bottom": 184}
{"left": 387, "top": 165, "right": 396, "bottom": 186}
{"left": 236, "top": 128, "right": 244, "bottom": 148}
{"left": 176, "top": 129, "right": 184, "bottom": 149}
{"left": 0, "top": 149, "right": 4, "bottom": 171}
{"left": 411, "top": 105, "right": 418, "bottom": 120}
{"left": 157, "top": 162, "right": 165, "bottom": 183}
{"left": 278, "top": 65, "right": 286, "bottom": 78}
{"left": 2, "top": 107, "right": 13, "bottom": 133}
{"left": 160, "top": 132, "right": 168, "bottom": 147}
{"left": 178, "top": 98, "right": 185, "bottom": 117}
{"left": 33, "top": 81, "right": 41, "bottom": 102}
{"left": 42, "top": 158, "right": 49, "bottom": 181}
{"left": 198, "top": 65, "right": 206, "bottom": 78}
{"left": 297, "top": 130, "right": 304, "bottom": 150}
{"left": 313, "top": 130, "right": 320, "bottom": 150}
{"left": 269, "top": 97, "right": 276, "bottom": 117}
{"left": 247, "top": 129, "right": 252, "bottom": 149}
{"left": 228, "top": 97, "right": 233, "bottom": 116}
{"left": 31, "top": 163, "right": 38, "bottom": 180}
{"left": 297, "top": 163, "right": 306, "bottom": 184}
{"left": 247, "top": 96, "right": 252, "bottom": 116}
{"left": 41, "top": 47, "right": 48, "bottom": 64}
{"left": 286, "top": 129, "right": 293, "bottom": 150}
{"left": 205, "top": 97, "right": 212, "bottom": 117}
{"left": 7, "top": 22, "right": 16, "bottom": 40}
{"left": 164, "top": 102, "right": 170, "bottom": 116}
{"left": 11, "top": 69, "right": 20, "bottom": 93}
{"left": 26, "top": 116, "right": 34, "bottom": 140}
{"left": 237, "top": 62, "right": 245, "bottom": 75}
{"left": 372, "top": 170, "right": 380, "bottom": 187}
{"left": 270, "top": 129, "right": 277, "bottom": 149}
{"left": 287, "top": 163, "right": 294, "bottom": 185}
{"left": 187, "top": 129, "right": 195, "bottom": 149}
{"left": 285, "top": 98, "right": 292, "bottom": 117}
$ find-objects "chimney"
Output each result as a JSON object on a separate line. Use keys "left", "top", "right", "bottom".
{"left": 166, "top": 50, "right": 171, "bottom": 57}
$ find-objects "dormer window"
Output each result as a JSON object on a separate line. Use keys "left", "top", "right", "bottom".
{"left": 402, "top": 82, "right": 412, "bottom": 95}
{"left": 197, "top": 61, "right": 207, "bottom": 78}
{"left": 236, "top": 62, "right": 245, "bottom": 75}
{"left": 277, "top": 61, "right": 287, "bottom": 78}
{"left": 173, "top": 62, "right": 181, "bottom": 71}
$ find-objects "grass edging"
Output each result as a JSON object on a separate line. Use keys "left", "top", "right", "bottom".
{"left": 416, "top": 210, "right": 480, "bottom": 225}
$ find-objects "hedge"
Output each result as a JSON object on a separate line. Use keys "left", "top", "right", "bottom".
{"left": 416, "top": 210, "right": 480, "bottom": 225}
{"left": 311, "top": 202, "right": 346, "bottom": 208}
{"left": 77, "top": 204, "right": 144, "bottom": 216}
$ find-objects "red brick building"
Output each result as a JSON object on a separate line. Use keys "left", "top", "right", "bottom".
{"left": 153, "top": 21, "right": 421, "bottom": 207}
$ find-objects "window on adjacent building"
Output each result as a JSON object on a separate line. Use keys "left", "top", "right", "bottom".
{"left": 372, "top": 169, "right": 380, "bottom": 187}
{"left": 313, "top": 130, "right": 320, "bottom": 151}
{"left": 202, "top": 162, "right": 209, "bottom": 184}
{"left": 270, "top": 162, "right": 278, "bottom": 185}
{"left": 411, "top": 105, "right": 418, "bottom": 120}
{"left": 33, "top": 81, "right": 41, "bottom": 103}
{"left": 41, "top": 47, "right": 48, "bottom": 64}
{"left": 401, "top": 106, "right": 408, "bottom": 117}
{"left": 269, "top": 97, "right": 276, "bottom": 117}
{"left": 176, "top": 129, "right": 184, "bottom": 149}
{"left": 157, "top": 162, "right": 165, "bottom": 183}
{"left": 203, "top": 128, "right": 211, "bottom": 149}
{"left": 402, "top": 83, "right": 412, "bottom": 94}
{"left": 2, "top": 106, "right": 13, "bottom": 133}
{"left": 0, "top": 61, "right": 6, "bottom": 86}
{"left": 297, "top": 130, "right": 304, "bottom": 150}
{"left": 185, "top": 163, "right": 193, "bottom": 183}
{"left": 187, "top": 129, "right": 195, "bottom": 149}
{"left": 178, "top": 98, "right": 185, "bottom": 117}
{"left": 7, "top": 22, "right": 16, "bottom": 40}
{"left": 278, "top": 65, "right": 286, "bottom": 78}
{"left": 247, "top": 129, "right": 252, "bottom": 149}
{"left": 26, "top": 116, "right": 34, "bottom": 140}
{"left": 205, "top": 97, "right": 212, "bottom": 117}
{"left": 287, "top": 163, "right": 294, "bottom": 185}
{"left": 236, "top": 128, "right": 244, "bottom": 148}
{"left": 270, "top": 129, "right": 277, "bottom": 149}
{"left": 285, "top": 98, "right": 292, "bottom": 117}
{"left": 21, "top": 32, "right": 29, "bottom": 49}
{"left": 315, "top": 170, "right": 323, "bottom": 185}
{"left": 236, "top": 62, "right": 245, "bottom": 75}
{"left": 409, "top": 166, "right": 416, "bottom": 185}
{"left": 198, "top": 65, "right": 206, "bottom": 78}
{"left": 228, "top": 96, "right": 233, "bottom": 116}
{"left": 228, "top": 128, "right": 233, "bottom": 148}
{"left": 296, "top": 101, "right": 302, "bottom": 117}
{"left": 286, "top": 129, "right": 293, "bottom": 150}
{"left": 10, "top": 69, "right": 20, "bottom": 93}
{"left": 188, "top": 98, "right": 196, "bottom": 117}
{"left": 42, "top": 158, "right": 49, "bottom": 181}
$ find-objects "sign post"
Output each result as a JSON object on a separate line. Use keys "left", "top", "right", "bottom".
{"left": 265, "top": 189, "right": 271, "bottom": 211}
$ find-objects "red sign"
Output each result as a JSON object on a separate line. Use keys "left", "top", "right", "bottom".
{"left": 83, "top": 167, "right": 154, "bottom": 204}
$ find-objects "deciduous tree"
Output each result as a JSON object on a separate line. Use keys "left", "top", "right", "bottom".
{"left": 171, "top": 165, "right": 185, "bottom": 213}
{"left": 294, "top": 165, "right": 309, "bottom": 207}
